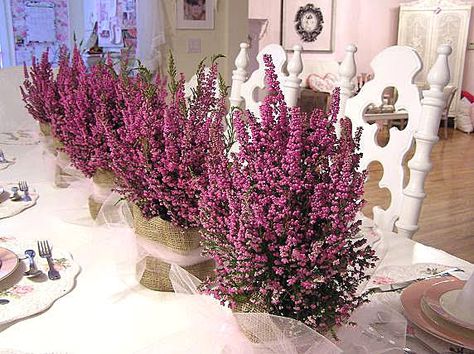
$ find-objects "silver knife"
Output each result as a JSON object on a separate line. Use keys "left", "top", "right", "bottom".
{"left": 371, "top": 267, "right": 464, "bottom": 293}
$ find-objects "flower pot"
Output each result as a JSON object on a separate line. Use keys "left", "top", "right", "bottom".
{"left": 233, "top": 294, "right": 274, "bottom": 343}
{"left": 51, "top": 137, "right": 64, "bottom": 156}
{"left": 88, "top": 169, "right": 115, "bottom": 220}
{"left": 132, "top": 204, "right": 201, "bottom": 254}
{"left": 140, "top": 257, "right": 215, "bottom": 292}
{"left": 132, "top": 204, "right": 215, "bottom": 291}
{"left": 54, "top": 151, "right": 72, "bottom": 188}
{"left": 39, "top": 122, "right": 51, "bottom": 136}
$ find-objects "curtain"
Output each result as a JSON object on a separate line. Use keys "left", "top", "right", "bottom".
{"left": 136, "top": 0, "right": 166, "bottom": 72}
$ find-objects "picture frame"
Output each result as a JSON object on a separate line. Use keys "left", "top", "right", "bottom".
{"left": 281, "top": 0, "right": 334, "bottom": 52}
{"left": 176, "top": 0, "right": 214, "bottom": 30}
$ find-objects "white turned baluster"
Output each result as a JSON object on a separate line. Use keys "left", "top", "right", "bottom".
{"left": 229, "top": 43, "right": 249, "bottom": 109}
{"left": 283, "top": 45, "right": 303, "bottom": 107}
{"left": 396, "top": 45, "right": 452, "bottom": 238}
{"left": 337, "top": 44, "right": 357, "bottom": 121}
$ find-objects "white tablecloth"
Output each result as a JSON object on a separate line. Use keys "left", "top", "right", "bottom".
{"left": 1, "top": 139, "right": 473, "bottom": 354}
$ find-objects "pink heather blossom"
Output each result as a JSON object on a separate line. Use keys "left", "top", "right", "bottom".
{"left": 199, "top": 55, "right": 377, "bottom": 332}
{"left": 52, "top": 47, "right": 121, "bottom": 177}
{"left": 21, "top": 49, "right": 60, "bottom": 124}
{"left": 103, "top": 56, "right": 227, "bottom": 227}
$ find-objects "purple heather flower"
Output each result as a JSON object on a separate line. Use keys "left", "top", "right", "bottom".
{"left": 199, "top": 54, "right": 377, "bottom": 332}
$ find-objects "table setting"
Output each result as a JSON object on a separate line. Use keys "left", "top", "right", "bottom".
{"left": 0, "top": 149, "right": 16, "bottom": 171}
{"left": 0, "top": 46, "right": 473, "bottom": 353}
{"left": 0, "top": 236, "right": 80, "bottom": 327}
{"left": 0, "top": 181, "right": 38, "bottom": 219}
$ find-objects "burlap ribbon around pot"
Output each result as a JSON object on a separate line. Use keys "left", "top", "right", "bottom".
{"left": 132, "top": 204, "right": 215, "bottom": 291}
{"left": 132, "top": 204, "right": 201, "bottom": 254}
{"left": 140, "top": 257, "right": 215, "bottom": 292}
{"left": 39, "top": 122, "right": 51, "bottom": 136}
{"left": 88, "top": 169, "right": 115, "bottom": 220}
{"left": 234, "top": 294, "right": 274, "bottom": 343}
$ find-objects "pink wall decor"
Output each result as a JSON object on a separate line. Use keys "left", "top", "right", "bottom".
{"left": 249, "top": 0, "right": 473, "bottom": 92}
{"left": 11, "top": 0, "right": 70, "bottom": 66}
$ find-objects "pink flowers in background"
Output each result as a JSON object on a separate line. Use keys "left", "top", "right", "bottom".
{"left": 20, "top": 48, "right": 377, "bottom": 331}
{"left": 52, "top": 47, "right": 120, "bottom": 177}
{"left": 20, "top": 49, "right": 59, "bottom": 124}
{"left": 199, "top": 55, "right": 377, "bottom": 332}
{"left": 103, "top": 67, "right": 168, "bottom": 219}
{"left": 105, "top": 56, "right": 227, "bottom": 227}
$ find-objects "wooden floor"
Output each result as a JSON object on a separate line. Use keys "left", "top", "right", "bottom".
{"left": 363, "top": 128, "right": 474, "bottom": 263}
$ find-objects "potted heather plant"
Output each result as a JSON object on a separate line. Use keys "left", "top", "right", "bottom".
{"left": 21, "top": 49, "right": 60, "bottom": 136}
{"left": 53, "top": 47, "right": 120, "bottom": 215}
{"left": 103, "top": 54, "right": 227, "bottom": 291}
{"left": 199, "top": 55, "right": 377, "bottom": 333}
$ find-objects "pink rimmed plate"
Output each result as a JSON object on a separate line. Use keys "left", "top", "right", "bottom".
{"left": 0, "top": 247, "right": 19, "bottom": 282}
{"left": 401, "top": 278, "right": 474, "bottom": 350}
{"left": 423, "top": 277, "right": 474, "bottom": 331}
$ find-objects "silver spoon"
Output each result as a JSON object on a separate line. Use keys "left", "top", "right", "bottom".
{"left": 24, "top": 249, "right": 42, "bottom": 277}
{"left": 0, "top": 299, "right": 9, "bottom": 305}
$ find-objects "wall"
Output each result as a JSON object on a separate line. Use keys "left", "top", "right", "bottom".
{"left": 464, "top": 9, "right": 474, "bottom": 94}
{"left": 161, "top": 0, "right": 248, "bottom": 83}
{"left": 10, "top": 0, "right": 70, "bottom": 65}
{"left": 249, "top": 0, "right": 474, "bottom": 92}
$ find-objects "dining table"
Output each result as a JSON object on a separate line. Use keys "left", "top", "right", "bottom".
{"left": 0, "top": 128, "right": 473, "bottom": 354}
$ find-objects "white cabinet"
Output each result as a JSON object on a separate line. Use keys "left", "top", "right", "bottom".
{"left": 398, "top": 0, "right": 472, "bottom": 116}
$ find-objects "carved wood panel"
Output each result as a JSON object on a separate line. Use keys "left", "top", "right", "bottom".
{"left": 398, "top": 0, "right": 471, "bottom": 117}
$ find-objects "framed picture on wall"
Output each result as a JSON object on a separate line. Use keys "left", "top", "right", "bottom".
{"left": 281, "top": 0, "right": 334, "bottom": 52}
{"left": 176, "top": 0, "right": 214, "bottom": 29}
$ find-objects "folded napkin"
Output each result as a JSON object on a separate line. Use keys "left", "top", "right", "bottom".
{"left": 0, "top": 184, "right": 39, "bottom": 219}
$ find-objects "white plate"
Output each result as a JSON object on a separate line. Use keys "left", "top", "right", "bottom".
{"left": 440, "top": 290, "right": 474, "bottom": 328}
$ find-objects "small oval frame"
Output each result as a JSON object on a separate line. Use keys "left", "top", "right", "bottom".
{"left": 294, "top": 4, "right": 324, "bottom": 43}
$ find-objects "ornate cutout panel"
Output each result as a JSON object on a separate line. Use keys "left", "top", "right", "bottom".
{"left": 344, "top": 46, "right": 423, "bottom": 232}
{"left": 239, "top": 44, "right": 288, "bottom": 116}
{"left": 229, "top": 43, "right": 302, "bottom": 118}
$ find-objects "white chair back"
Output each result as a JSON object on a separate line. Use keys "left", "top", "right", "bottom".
{"left": 338, "top": 44, "right": 451, "bottom": 238}
{"left": 229, "top": 43, "right": 303, "bottom": 116}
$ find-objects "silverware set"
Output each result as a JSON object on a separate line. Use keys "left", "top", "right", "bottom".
{"left": 371, "top": 267, "right": 464, "bottom": 293}
{"left": 0, "top": 240, "right": 61, "bottom": 305}
{"left": 37, "top": 240, "right": 61, "bottom": 280}
{"left": 9, "top": 180, "right": 31, "bottom": 202}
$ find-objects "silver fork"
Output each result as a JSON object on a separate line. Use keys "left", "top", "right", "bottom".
{"left": 37, "top": 240, "right": 61, "bottom": 280}
{"left": 18, "top": 181, "right": 31, "bottom": 202}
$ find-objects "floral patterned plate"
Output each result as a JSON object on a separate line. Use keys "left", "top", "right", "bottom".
{"left": 0, "top": 237, "right": 80, "bottom": 326}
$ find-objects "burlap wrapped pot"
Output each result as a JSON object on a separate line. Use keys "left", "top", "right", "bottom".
{"left": 88, "top": 168, "right": 115, "bottom": 220}
{"left": 234, "top": 294, "right": 275, "bottom": 343}
{"left": 54, "top": 149, "right": 72, "bottom": 188}
{"left": 132, "top": 204, "right": 215, "bottom": 291}
{"left": 39, "top": 122, "right": 51, "bottom": 136}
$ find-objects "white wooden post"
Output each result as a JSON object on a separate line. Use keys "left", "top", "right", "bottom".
{"left": 337, "top": 44, "right": 357, "bottom": 121}
{"left": 283, "top": 45, "right": 303, "bottom": 107}
{"left": 395, "top": 45, "right": 452, "bottom": 238}
{"left": 229, "top": 42, "right": 249, "bottom": 109}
